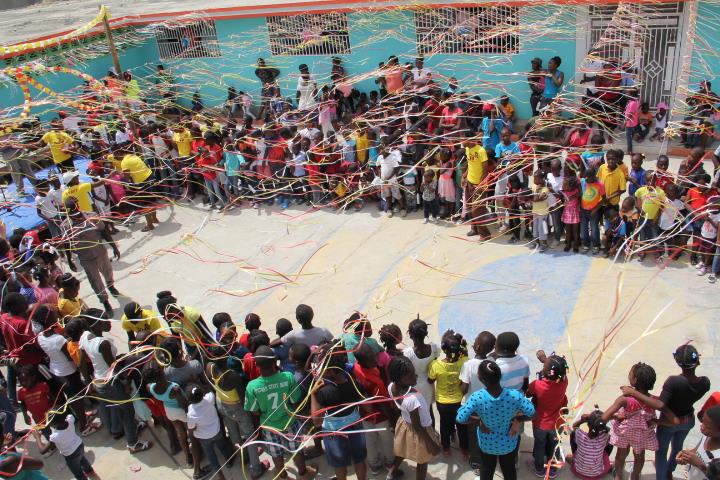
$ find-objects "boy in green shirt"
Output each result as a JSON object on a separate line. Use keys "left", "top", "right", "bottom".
{"left": 244, "top": 346, "right": 317, "bottom": 479}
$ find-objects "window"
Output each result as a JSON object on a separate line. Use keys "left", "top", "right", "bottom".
{"left": 266, "top": 13, "right": 350, "bottom": 56}
{"left": 415, "top": 7, "right": 519, "bottom": 55}
{"left": 155, "top": 20, "right": 221, "bottom": 59}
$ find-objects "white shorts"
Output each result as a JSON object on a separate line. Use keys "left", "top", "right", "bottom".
{"left": 165, "top": 406, "right": 187, "bottom": 423}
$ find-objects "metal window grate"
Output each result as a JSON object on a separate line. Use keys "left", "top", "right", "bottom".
{"left": 266, "top": 13, "right": 350, "bottom": 56}
{"left": 415, "top": 7, "right": 519, "bottom": 55}
{"left": 155, "top": 20, "right": 221, "bottom": 59}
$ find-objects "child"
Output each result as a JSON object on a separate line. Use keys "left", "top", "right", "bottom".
{"left": 697, "top": 197, "right": 720, "bottom": 276}
{"left": 402, "top": 318, "right": 440, "bottom": 425}
{"left": 460, "top": 331, "right": 496, "bottom": 476}
{"left": 531, "top": 170, "right": 550, "bottom": 252}
{"left": 186, "top": 387, "right": 235, "bottom": 480}
{"left": 491, "top": 331, "right": 530, "bottom": 392}
{"left": 636, "top": 102, "right": 653, "bottom": 141}
{"left": 527, "top": 351, "right": 569, "bottom": 477}
{"left": 273, "top": 318, "right": 294, "bottom": 373}
{"left": 650, "top": 102, "right": 668, "bottom": 141}
{"left": 627, "top": 154, "right": 646, "bottom": 197}
{"left": 620, "top": 196, "right": 640, "bottom": 241}
{"left": 506, "top": 175, "right": 530, "bottom": 244}
{"left": 428, "top": 330, "right": 469, "bottom": 456}
{"left": 289, "top": 343, "right": 323, "bottom": 459}
{"left": 580, "top": 167, "right": 605, "bottom": 255}
{"left": 49, "top": 413, "right": 95, "bottom": 480}
{"left": 654, "top": 155, "right": 673, "bottom": 192}
{"left": 421, "top": 170, "right": 438, "bottom": 223}
{"left": 386, "top": 356, "right": 441, "bottom": 480}
{"left": 569, "top": 409, "right": 612, "bottom": 480}
{"left": 562, "top": 173, "right": 581, "bottom": 253}
{"left": 245, "top": 346, "right": 316, "bottom": 479}
{"left": 603, "top": 209, "right": 627, "bottom": 258}
{"left": 546, "top": 159, "right": 564, "bottom": 244}
{"left": 437, "top": 148, "right": 456, "bottom": 218}
{"left": 17, "top": 366, "right": 54, "bottom": 454}
{"left": 603, "top": 362, "right": 658, "bottom": 480}
{"left": 658, "top": 184, "right": 686, "bottom": 263}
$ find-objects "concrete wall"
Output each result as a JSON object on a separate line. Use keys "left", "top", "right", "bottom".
{"left": 161, "top": 7, "right": 577, "bottom": 119}
{"left": 689, "top": 0, "right": 720, "bottom": 89}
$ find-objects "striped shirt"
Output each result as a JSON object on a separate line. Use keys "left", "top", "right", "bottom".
{"left": 494, "top": 355, "right": 530, "bottom": 390}
{"left": 573, "top": 429, "right": 610, "bottom": 477}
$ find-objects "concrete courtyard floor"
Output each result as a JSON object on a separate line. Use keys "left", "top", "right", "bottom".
{"left": 22, "top": 175, "right": 720, "bottom": 480}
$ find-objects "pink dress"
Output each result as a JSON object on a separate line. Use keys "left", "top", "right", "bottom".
{"left": 34, "top": 286, "right": 59, "bottom": 306}
{"left": 437, "top": 162, "right": 456, "bottom": 202}
{"left": 609, "top": 396, "right": 658, "bottom": 451}
{"left": 561, "top": 188, "right": 580, "bottom": 224}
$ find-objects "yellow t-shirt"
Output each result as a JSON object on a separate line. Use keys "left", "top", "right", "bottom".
{"left": 58, "top": 291, "right": 85, "bottom": 323}
{"left": 173, "top": 130, "right": 192, "bottom": 157}
{"left": 428, "top": 356, "right": 468, "bottom": 404}
{"left": 121, "top": 309, "right": 163, "bottom": 334}
{"left": 501, "top": 102, "right": 515, "bottom": 117}
{"left": 42, "top": 131, "right": 74, "bottom": 164}
{"left": 62, "top": 182, "right": 93, "bottom": 212}
{"left": 597, "top": 164, "right": 627, "bottom": 206}
{"left": 355, "top": 134, "right": 369, "bottom": 164}
{"left": 532, "top": 185, "right": 550, "bottom": 215}
{"left": 106, "top": 153, "right": 122, "bottom": 171}
{"left": 121, "top": 154, "right": 152, "bottom": 183}
{"left": 635, "top": 186, "right": 666, "bottom": 221}
{"left": 170, "top": 306, "right": 204, "bottom": 346}
{"left": 465, "top": 145, "right": 488, "bottom": 185}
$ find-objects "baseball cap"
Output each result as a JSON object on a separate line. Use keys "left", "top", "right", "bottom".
{"left": 62, "top": 171, "right": 79, "bottom": 184}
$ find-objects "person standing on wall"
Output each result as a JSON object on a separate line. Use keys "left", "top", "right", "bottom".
{"left": 527, "top": 58, "right": 545, "bottom": 117}
{"left": 540, "top": 56, "right": 564, "bottom": 110}
{"left": 256, "top": 58, "right": 280, "bottom": 121}
{"left": 296, "top": 64, "right": 318, "bottom": 112}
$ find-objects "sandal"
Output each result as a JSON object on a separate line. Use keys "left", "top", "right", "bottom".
{"left": 128, "top": 441, "right": 153, "bottom": 454}
{"left": 80, "top": 419, "right": 101, "bottom": 437}
{"left": 192, "top": 465, "right": 213, "bottom": 480}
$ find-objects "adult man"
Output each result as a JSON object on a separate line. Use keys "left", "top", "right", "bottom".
{"left": 296, "top": 64, "right": 317, "bottom": 111}
{"left": 271, "top": 304, "right": 332, "bottom": 349}
{"left": 61, "top": 171, "right": 104, "bottom": 214}
{"left": 411, "top": 57, "right": 433, "bottom": 87}
{"left": 255, "top": 58, "right": 280, "bottom": 121}
{"left": 463, "top": 137, "right": 492, "bottom": 240}
{"left": 63, "top": 199, "right": 120, "bottom": 316}
{"left": 1, "top": 129, "right": 37, "bottom": 197}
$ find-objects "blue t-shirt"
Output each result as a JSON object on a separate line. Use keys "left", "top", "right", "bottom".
{"left": 482, "top": 118, "right": 504, "bottom": 152}
{"left": 273, "top": 344, "right": 294, "bottom": 373}
{"left": 223, "top": 151, "right": 245, "bottom": 176}
{"left": 580, "top": 150, "right": 605, "bottom": 169}
{"left": 495, "top": 142, "right": 521, "bottom": 164}
{"left": 543, "top": 71, "right": 564, "bottom": 99}
{"left": 456, "top": 388, "right": 535, "bottom": 455}
{"left": 628, "top": 168, "right": 646, "bottom": 196}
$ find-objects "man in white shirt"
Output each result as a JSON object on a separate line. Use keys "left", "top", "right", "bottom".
{"left": 296, "top": 64, "right": 317, "bottom": 111}
{"left": 377, "top": 145, "right": 405, "bottom": 216}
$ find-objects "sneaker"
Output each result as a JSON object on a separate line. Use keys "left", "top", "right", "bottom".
{"left": 582, "top": 245, "right": 590, "bottom": 253}
{"left": 697, "top": 265, "right": 707, "bottom": 276}
{"left": 539, "top": 244, "right": 548, "bottom": 253}
{"left": 393, "top": 206, "right": 400, "bottom": 213}
{"left": 423, "top": 218, "right": 429, "bottom": 224}
{"left": 107, "top": 286, "right": 121, "bottom": 297}
{"left": 527, "top": 459, "right": 545, "bottom": 478}
{"left": 709, "top": 274, "right": 717, "bottom": 284}
{"left": 696, "top": 262, "right": 705, "bottom": 270}
{"left": 498, "top": 224, "right": 509, "bottom": 233}
{"left": 592, "top": 247, "right": 600, "bottom": 255}
{"left": 431, "top": 216, "right": 438, "bottom": 223}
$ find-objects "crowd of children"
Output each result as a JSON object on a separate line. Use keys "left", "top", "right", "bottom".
{"left": 0, "top": 53, "right": 718, "bottom": 480}
{"left": 0, "top": 284, "right": 716, "bottom": 480}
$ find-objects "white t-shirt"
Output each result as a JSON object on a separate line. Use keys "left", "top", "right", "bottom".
{"left": 494, "top": 354, "right": 530, "bottom": 391}
{"left": 62, "top": 117, "right": 82, "bottom": 136}
{"left": 299, "top": 127, "right": 320, "bottom": 141}
{"left": 390, "top": 384, "right": 432, "bottom": 428}
{"left": 378, "top": 150, "right": 401, "bottom": 180}
{"left": 701, "top": 212, "right": 720, "bottom": 239}
{"left": 35, "top": 194, "right": 59, "bottom": 219}
{"left": 546, "top": 173, "right": 563, "bottom": 207}
{"left": 459, "top": 357, "right": 486, "bottom": 404}
{"left": 412, "top": 67, "right": 433, "bottom": 83}
{"left": 659, "top": 198, "right": 684, "bottom": 231}
{"left": 115, "top": 130, "right": 131, "bottom": 144}
{"left": 296, "top": 74, "right": 317, "bottom": 110}
{"left": 49, "top": 414, "right": 82, "bottom": 456}
{"left": 38, "top": 334, "right": 76, "bottom": 377}
{"left": 187, "top": 392, "right": 221, "bottom": 439}
{"left": 80, "top": 333, "right": 117, "bottom": 381}
{"left": 402, "top": 344, "right": 439, "bottom": 407}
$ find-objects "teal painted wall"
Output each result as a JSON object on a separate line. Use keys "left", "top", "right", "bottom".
{"left": 0, "top": 40, "right": 159, "bottom": 121}
{"left": 158, "top": 7, "right": 578, "bottom": 119}
{"left": 1, "top": 6, "right": 578, "bottom": 121}
{"left": 689, "top": 0, "right": 720, "bottom": 88}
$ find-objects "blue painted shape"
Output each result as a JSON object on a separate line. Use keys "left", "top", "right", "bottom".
{"left": 438, "top": 253, "right": 592, "bottom": 358}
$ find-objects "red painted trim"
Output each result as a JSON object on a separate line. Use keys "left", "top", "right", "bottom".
{"left": 2, "top": 0, "right": 691, "bottom": 61}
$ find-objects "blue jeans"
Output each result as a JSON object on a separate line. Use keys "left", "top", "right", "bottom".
{"left": 198, "top": 430, "right": 235, "bottom": 474}
{"left": 532, "top": 427, "right": 559, "bottom": 472}
{"left": 655, "top": 418, "right": 694, "bottom": 480}
{"left": 204, "top": 178, "right": 227, "bottom": 207}
{"left": 626, "top": 125, "right": 635, "bottom": 153}
{"left": 580, "top": 209, "right": 601, "bottom": 248}
{"left": 711, "top": 246, "right": 720, "bottom": 275}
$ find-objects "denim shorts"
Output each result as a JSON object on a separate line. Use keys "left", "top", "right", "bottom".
{"left": 323, "top": 429, "right": 367, "bottom": 468}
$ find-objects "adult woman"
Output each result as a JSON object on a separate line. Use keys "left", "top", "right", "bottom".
{"left": 621, "top": 344, "right": 711, "bottom": 480}
{"left": 676, "top": 405, "right": 720, "bottom": 480}
{"left": 456, "top": 360, "right": 535, "bottom": 480}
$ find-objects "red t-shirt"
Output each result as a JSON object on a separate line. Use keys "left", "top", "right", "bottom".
{"left": 687, "top": 188, "right": 711, "bottom": 214}
{"left": 18, "top": 382, "right": 51, "bottom": 424}
{"left": 527, "top": 377, "right": 569, "bottom": 430}
{"left": 196, "top": 155, "right": 218, "bottom": 181}
{"left": 0, "top": 314, "right": 43, "bottom": 365}
{"left": 242, "top": 353, "right": 260, "bottom": 381}
{"left": 655, "top": 171, "right": 674, "bottom": 192}
{"left": 700, "top": 392, "right": 720, "bottom": 417}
